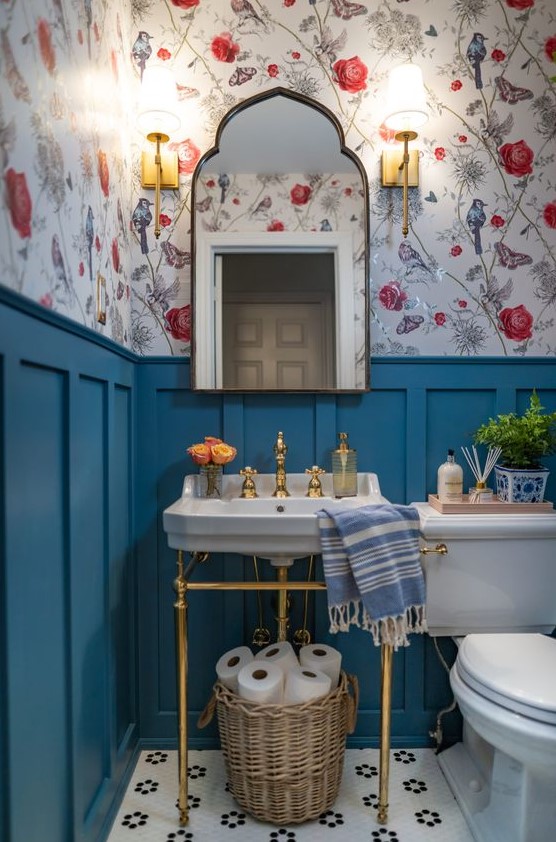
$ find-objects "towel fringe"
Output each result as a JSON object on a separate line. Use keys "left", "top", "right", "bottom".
{"left": 329, "top": 601, "right": 427, "bottom": 650}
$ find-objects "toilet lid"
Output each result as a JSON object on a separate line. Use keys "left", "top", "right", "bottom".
{"left": 457, "top": 634, "right": 556, "bottom": 725}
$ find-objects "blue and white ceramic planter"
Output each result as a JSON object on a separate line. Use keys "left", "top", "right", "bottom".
{"left": 494, "top": 465, "right": 549, "bottom": 503}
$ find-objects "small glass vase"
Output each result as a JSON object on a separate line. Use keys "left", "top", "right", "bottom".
{"left": 198, "top": 464, "right": 223, "bottom": 498}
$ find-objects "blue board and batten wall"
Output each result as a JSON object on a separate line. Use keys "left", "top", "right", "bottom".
{"left": 2, "top": 287, "right": 556, "bottom": 841}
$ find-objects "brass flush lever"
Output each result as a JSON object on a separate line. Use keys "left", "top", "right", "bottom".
{"left": 420, "top": 543, "right": 448, "bottom": 555}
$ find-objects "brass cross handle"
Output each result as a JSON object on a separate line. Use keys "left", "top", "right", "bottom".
{"left": 420, "top": 543, "right": 448, "bottom": 555}
{"left": 239, "top": 466, "right": 258, "bottom": 499}
{"left": 305, "top": 465, "right": 326, "bottom": 498}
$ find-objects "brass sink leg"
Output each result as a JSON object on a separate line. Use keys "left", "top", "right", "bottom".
{"left": 174, "top": 550, "right": 189, "bottom": 825}
{"left": 377, "top": 643, "right": 393, "bottom": 824}
{"left": 275, "top": 565, "right": 290, "bottom": 641}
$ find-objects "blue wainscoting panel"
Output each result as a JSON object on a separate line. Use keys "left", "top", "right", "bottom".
{"left": 0, "top": 291, "right": 138, "bottom": 842}
{"left": 135, "top": 357, "right": 556, "bottom": 751}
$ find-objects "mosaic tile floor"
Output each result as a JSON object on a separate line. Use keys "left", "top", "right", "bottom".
{"left": 107, "top": 749, "right": 474, "bottom": 841}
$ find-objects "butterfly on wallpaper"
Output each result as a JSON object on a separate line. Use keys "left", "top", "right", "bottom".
{"left": 314, "top": 25, "right": 347, "bottom": 64}
{"left": 494, "top": 76, "right": 533, "bottom": 104}
{"left": 330, "top": 0, "right": 367, "bottom": 20}
{"left": 145, "top": 276, "right": 180, "bottom": 311}
{"left": 494, "top": 241, "right": 533, "bottom": 270}
{"left": 480, "top": 276, "right": 513, "bottom": 312}
{"left": 229, "top": 66, "right": 257, "bottom": 87}
{"left": 396, "top": 314, "right": 424, "bottom": 334}
{"left": 424, "top": 191, "right": 438, "bottom": 203}
{"left": 161, "top": 241, "right": 191, "bottom": 269}
{"left": 195, "top": 196, "right": 213, "bottom": 213}
{"left": 176, "top": 84, "right": 200, "bottom": 101}
{"left": 425, "top": 25, "right": 438, "bottom": 36}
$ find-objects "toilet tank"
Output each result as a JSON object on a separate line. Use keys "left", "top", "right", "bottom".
{"left": 413, "top": 503, "right": 556, "bottom": 637}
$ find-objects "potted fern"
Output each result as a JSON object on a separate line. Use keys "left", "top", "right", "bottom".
{"left": 473, "top": 390, "right": 556, "bottom": 503}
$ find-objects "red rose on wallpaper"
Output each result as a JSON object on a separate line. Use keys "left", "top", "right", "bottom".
{"left": 267, "top": 64, "right": 279, "bottom": 77}
{"left": 434, "top": 147, "right": 446, "bottom": 161}
{"left": 544, "top": 36, "right": 556, "bottom": 62}
{"left": 112, "top": 238, "right": 120, "bottom": 273}
{"left": 267, "top": 219, "right": 285, "bottom": 231}
{"left": 98, "top": 150, "right": 109, "bottom": 197}
{"left": 157, "top": 48, "right": 171, "bottom": 61}
{"left": 505, "top": 0, "right": 534, "bottom": 9}
{"left": 167, "top": 138, "right": 200, "bottom": 175}
{"left": 491, "top": 49, "right": 506, "bottom": 62}
{"left": 498, "top": 140, "right": 534, "bottom": 177}
{"left": 378, "top": 123, "right": 397, "bottom": 144}
{"left": 159, "top": 213, "right": 172, "bottom": 227}
{"left": 543, "top": 202, "right": 556, "bottom": 228}
{"left": 450, "top": 245, "right": 462, "bottom": 256}
{"left": 332, "top": 56, "right": 368, "bottom": 93}
{"left": 37, "top": 18, "right": 56, "bottom": 74}
{"left": 5, "top": 168, "right": 32, "bottom": 239}
{"left": 378, "top": 281, "right": 407, "bottom": 312}
{"left": 211, "top": 32, "right": 240, "bottom": 63}
{"left": 490, "top": 214, "right": 505, "bottom": 228}
{"left": 434, "top": 312, "right": 446, "bottom": 326}
{"left": 164, "top": 305, "right": 191, "bottom": 342}
{"left": 450, "top": 80, "right": 462, "bottom": 91}
{"left": 290, "top": 183, "right": 312, "bottom": 205}
{"left": 498, "top": 305, "right": 533, "bottom": 341}
{"left": 171, "top": 0, "right": 199, "bottom": 7}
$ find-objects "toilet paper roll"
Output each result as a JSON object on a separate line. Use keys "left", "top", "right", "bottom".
{"left": 299, "top": 644, "right": 342, "bottom": 688}
{"left": 283, "top": 665, "right": 332, "bottom": 705}
{"left": 237, "top": 661, "right": 283, "bottom": 704}
{"left": 216, "top": 646, "right": 254, "bottom": 692}
{"left": 255, "top": 641, "right": 298, "bottom": 675}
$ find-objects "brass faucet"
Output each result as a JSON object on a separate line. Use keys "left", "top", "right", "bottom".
{"left": 272, "top": 431, "right": 290, "bottom": 498}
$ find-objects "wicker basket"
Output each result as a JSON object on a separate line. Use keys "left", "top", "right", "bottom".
{"left": 198, "top": 671, "right": 358, "bottom": 824}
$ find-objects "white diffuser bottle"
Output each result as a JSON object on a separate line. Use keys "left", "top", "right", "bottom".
{"left": 437, "top": 449, "right": 463, "bottom": 503}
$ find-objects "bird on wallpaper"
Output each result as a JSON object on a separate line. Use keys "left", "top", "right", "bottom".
{"left": 230, "top": 0, "right": 265, "bottom": 27}
{"left": 320, "top": 219, "right": 332, "bottom": 231}
{"left": 85, "top": 206, "right": 94, "bottom": 284}
{"left": 251, "top": 195, "right": 272, "bottom": 216}
{"left": 132, "top": 31, "right": 152, "bottom": 81}
{"left": 467, "top": 199, "right": 487, "bottom": 255}
{"left": 132, "top": 198, "right": 153, "bottom": 256}
{"left": 51, "top": 234, "right": 70, "bottom": 296}
{"left": 467, "top": 33, "right": 487, "bottom": 90}
{"left": 398, "top": 241, "right": 434, "bottom": 276}
{"left": 218, "top": 173, "right": 230, "bottom": 204}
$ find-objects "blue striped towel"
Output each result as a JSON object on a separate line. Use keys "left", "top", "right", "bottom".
{"left": 317, "top": 504, "right": 427, "bottom": 650}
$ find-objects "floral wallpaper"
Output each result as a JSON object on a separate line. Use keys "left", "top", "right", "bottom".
{"left": 0, "top": 0, "right": 135, "bottom": 345}
{"left": 1, "top": 0, "right": 555, "bottom": 359}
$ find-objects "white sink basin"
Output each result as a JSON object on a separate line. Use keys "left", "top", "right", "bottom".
{"left": 163, "top": 472, "right": 387, "bottom": 561}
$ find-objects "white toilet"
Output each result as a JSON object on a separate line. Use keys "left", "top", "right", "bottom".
{"left": 414, "top": 503, "right": 556, "bottom": 842}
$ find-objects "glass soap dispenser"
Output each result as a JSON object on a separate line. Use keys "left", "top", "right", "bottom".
{"left": 332, "top": 432, "right": 358, "bottom": 497}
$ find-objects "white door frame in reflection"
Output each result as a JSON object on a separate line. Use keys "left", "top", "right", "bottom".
{"left": 194, "top": 231, "right": 356, "bottom": 390}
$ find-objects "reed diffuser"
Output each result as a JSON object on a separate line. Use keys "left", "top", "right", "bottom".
{"left": 461, "top": 445, "right": 502, "bottom": 503}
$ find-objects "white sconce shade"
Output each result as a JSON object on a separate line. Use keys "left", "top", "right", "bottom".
{"left": 137, "top": 65, "right": 181, "bottom": 139}
{"left": 384, "top": 64, "right": 428, "bottom": 132}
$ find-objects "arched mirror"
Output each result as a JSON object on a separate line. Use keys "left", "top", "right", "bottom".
{"left": 191, "top": 87, "right": 369, "bottom": 392}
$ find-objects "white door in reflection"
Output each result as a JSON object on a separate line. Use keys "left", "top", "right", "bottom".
{"left": 219, "top": 252, "right": 335, "bottom": 389}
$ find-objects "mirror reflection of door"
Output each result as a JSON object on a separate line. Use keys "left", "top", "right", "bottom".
{"left": 218, "top": 252, "right": 335, "bottom": 389}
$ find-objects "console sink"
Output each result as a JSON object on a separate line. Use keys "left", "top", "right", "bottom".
{"left": 163, "top": 472, "right": 387, "bottom": 561}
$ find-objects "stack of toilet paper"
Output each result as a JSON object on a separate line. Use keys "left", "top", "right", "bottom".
{"left": 215, "top": 641, "right": 342, "bottom": 705}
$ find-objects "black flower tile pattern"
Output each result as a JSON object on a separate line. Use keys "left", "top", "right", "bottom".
{"left": 107, "top": 749, "right": 474, "bottom": 841}
{"left": 402, "top": 778, "right": 428, "bottom": 794}
{"left": 134, "top": 779, "right": 159, "bottom": 795}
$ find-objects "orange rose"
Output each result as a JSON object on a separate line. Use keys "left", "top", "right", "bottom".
{"left": 210, "top": 443, "right": 237, "bottom": 465}
{"left": 204, "top": 436, "right": 223, "bottom": 446}
{"left": 187, "top": 443, "right": 212, "bottom": 465}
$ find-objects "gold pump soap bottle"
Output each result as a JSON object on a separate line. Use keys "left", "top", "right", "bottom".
{"left": 332, "top": 432, "right": 357, "bottom": 497}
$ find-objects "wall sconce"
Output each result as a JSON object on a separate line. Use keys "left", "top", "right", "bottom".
{"left": 137, "top": 65, "right": 181, "bottom": 239}
{"left": 381, "top": 64, "right": 428, "bottom": 237}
